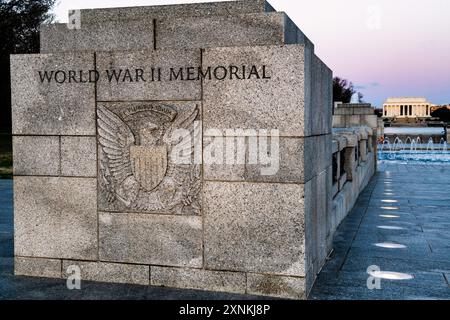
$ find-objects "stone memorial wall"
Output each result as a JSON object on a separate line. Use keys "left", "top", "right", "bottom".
{"left": 11, "top": 0, "right": 334, "bottom": 299}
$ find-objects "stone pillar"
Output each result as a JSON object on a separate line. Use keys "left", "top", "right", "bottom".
{"left": 359, "top": 139, "right": 368, "bottom": 162}
{"left": 11, "top": 0, "right": 333, "bottom": 300}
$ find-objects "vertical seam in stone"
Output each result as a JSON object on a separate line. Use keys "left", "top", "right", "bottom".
{"left": 245, "top": 272, "right": 248, "bottom": 294}
{"left": 94, "top": 51, "right": 100, "bottom": 262}
{"left": 153, "top": 19, "right": 157, "bottom": 50}
{"left": 58, "top": 135, "right": 62, "bottom": 176}
{"left": 200, "top": 48, "right": 205, "bottom": 269}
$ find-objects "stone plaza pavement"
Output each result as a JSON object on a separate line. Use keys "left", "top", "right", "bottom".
{"left": 310, "top": 162, "right": 450, "bottom": 299}
{"left": 1, "top": 161, "right": 450, "bottom": 299}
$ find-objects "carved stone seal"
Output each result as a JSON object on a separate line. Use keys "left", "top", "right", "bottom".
{"left": 97, "top": 102, "right": 201, "bottom": 215}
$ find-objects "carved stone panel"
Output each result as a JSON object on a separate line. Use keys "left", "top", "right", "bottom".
{"left": 97, "top": 101, "right": 202, "bottom": 215}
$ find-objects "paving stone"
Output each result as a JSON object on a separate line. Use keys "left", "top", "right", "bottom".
{"left": 310, "top": 163, "right": 450, "bottom": 300}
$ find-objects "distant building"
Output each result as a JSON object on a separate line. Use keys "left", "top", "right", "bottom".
{"left": 382, "top": 97, "right": 434, "bottom": 119}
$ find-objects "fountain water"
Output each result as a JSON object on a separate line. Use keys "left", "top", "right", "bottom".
{"left": 378, "top": 137, "right": 450, "bottom": 163}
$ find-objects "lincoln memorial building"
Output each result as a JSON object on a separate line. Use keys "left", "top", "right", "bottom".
{"left": 383, "top": 97, "right": 434, "bottom": 118}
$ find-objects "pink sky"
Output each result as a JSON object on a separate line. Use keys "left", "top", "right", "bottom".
{"left": 53, "top": 0, "right": 450, "bottom": 107}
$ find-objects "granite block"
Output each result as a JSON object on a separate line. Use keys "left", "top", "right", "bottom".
{"left": 203, "top": 135, "right": 331, "bottom": 184}
{"left": 332, "top": 114, "right": 345, "bottom": 128}
{"left": 99, "top": 212, "right": 202, "bottom": 268}
{"left": 14, "top": 257, "right": 62, "bottom": 279}
{"left": 156, "top": 13, "right": 285, "bottom": 49}
{"left": 204, "top": 181, "right": 305, "bottom": 276}
{"left": 62, "top": 260, "right": 149, "bottom": 285}
{"left": 13, "top": 136, "right": 60, "bottom": 176}
{"left": 11, "top": 53, "right": 96, "bottom": 135}
{"left": 151, "top": 266, "right": 246, "bottom": 294}
{"left": 309, "top": 55, "right": 333, "bottom": 136}
{"left": 203, "top": 45, "right": 307, "bottom": 137}
{"left": 61, "top": 136, "right": 97, "bottom": 177}
{"left": 283, "top": 14, "right": 315, "bottom": 51}
{"left": 14, "top": 177, "right": 98, "bottom": 260}
{"left": 304, "top": 166, "right": 332, "bottom": 282}
{"left": 203, "top": 44, "right": 330, "bottom": 137}
{"left": 40, "top": 19, "right": 154, "bottom": 53}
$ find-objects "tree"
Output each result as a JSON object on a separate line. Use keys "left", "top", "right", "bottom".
{"left": 333, "top": 77, "right": 356, "bottom": 103}
{"left": 0, "top": 0, "right": 56, "bottom": 133}
{"left": 431, "top": 107, "right": 450, "bottom": 123}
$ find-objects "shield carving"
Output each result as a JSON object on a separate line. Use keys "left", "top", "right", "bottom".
{"left": 130, "top": 145, "right": 168, "bottom": 192}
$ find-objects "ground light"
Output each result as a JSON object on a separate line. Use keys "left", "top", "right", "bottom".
{"left": 368, "top": 271, "right": 414, "bottom": 280}
{"left": 380, "top": 206, "right": 399, "bottom": 210}
{"left": 379, "top": 214, "right": 400, "bottom": 218}
{"left": 377, "top": 225, "right": 404, "bottom": 230}
{"left": 374, "top": 242, "right": 407, "bottom": 249}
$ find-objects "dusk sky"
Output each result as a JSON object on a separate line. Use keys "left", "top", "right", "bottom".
{"left": 53, "top": 0, "right": 450, "bottom": 108}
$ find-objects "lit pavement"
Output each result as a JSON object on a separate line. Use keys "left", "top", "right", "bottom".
{"left": 310, "top": 162, "right": 450, "bottom": 299}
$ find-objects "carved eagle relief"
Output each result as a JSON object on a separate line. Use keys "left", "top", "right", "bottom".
{"left": 97, "top": 103, "right": 201, "bottom": 215}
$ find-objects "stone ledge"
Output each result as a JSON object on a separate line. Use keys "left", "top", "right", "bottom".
{"left": 78, "top": 0, "right": 273, "bottom": 24}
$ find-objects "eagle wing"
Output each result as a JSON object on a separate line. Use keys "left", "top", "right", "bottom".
{"left": 97, "top": 105, "right": 135, "bottom": 185}
{"left": 162, "top": 105, "right": 199, "bottom": 178}
{"left": 163, "top": 105, "right": 199, "bottom": 154}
